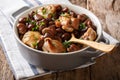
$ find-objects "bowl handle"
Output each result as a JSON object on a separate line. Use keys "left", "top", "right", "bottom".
{"left": 10, "top": 6, "right": 30, "bottom": 24}
{"left": 99, "top": 35, "right": 110, "bottom": 44}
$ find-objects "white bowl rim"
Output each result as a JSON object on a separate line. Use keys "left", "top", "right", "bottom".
{"left": 13, "top": 3, "right": 102, "bottom": 55}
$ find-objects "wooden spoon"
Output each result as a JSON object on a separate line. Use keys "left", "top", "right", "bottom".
{"left": 69, "top": 34, "right": 116, "bottom": 53}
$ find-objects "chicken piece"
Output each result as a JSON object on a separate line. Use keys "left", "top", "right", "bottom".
{"left": 71, "top": 17, "right": 79, "bottom": 30}
{"left": 81, "top": 28, "right": 97, "bottom": 41}
{"left": 42, "top": 38, "right": 66, "bottom": 53}
{"left": 22, "top": 31, "right": 41, "bottom": 48}
{"left": 59, "top": 15, "right": 71, "bottom": 25}
{"left": 37, "top": 5, "right": 56, "bottom": 18}
{"left": 62, "top": 25, "right": 74, "bottom": 32}
{"left": 59, "top": 15, "right": 74, "bottom": 32}
{"left": 58, "top": 13, "right": 79, "bottom": 32}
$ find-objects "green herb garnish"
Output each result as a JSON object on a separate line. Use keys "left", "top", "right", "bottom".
{"left": 56, "top": 19, "right": 60, "bottom": 21}
{"left": 63, "top": 41, "right": 72, "bottom": 48}
{"left": 40, "top": 21, "right": 45, "bottom": 26}
{"left": 79, "top": 23, "right": 86, "bottom": 30}
{"left": 32, "top": 21, "right": 45, "bottom": 31}
{"left": 60, "top": 13, "right": 70, "bottom": 17}
{"left": 42, "top": 8, "right": 46, "bottom": 14}
{"left": 31, "top": 21, "right": 36, "bottom": 25}
{"left": 51, "top": 13, "right": 56, "bottom": 20}
{"left": 32, "top": 25, "right": 39, "bottom": 31}
{"left": 32, "top": 28, "right": 35, "bottom": 31}
{"left": 60, "top": 13, "right": 65, "bottom": 16}
{"left": 35, "top": 25, "right": 39, "bottom": 30}
{"left": 26, "top": 18, "right": 31, "bottom": 23}
{"left": 32, "top": 42, "right": 38, "bottom": 48}
{"left": 32, "top": 10, "right": 37, "bottom": 16}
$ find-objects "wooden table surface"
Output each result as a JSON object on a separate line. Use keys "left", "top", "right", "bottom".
{"left": 0, "top": 0, "right": 120, "bottom": 80}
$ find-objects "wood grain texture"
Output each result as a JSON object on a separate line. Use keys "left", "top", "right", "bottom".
{"left": 89, "top": 43, "right": 120, "bottom": 80}
{"left": 0, "top": 0, "right": 120, "bottom": 80}
{"left": 0, "top": 46, "right": 14, "bottom": 80}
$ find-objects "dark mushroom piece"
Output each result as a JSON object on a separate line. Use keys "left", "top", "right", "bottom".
{"left": 18, "top": 17, "right": 27, "bottom": 23}
{"left": 28, "top": 11, "right": 36, "bottom": 20}
{"left": 17, "top": 23, "right": 27, "bottom": 34}
{"left": 67, "top": 44, "right": 81, "bottom": 52}
{"left": 77, "top": 14, "right": 88, "bottom": 22}
{"left": 36, "top": 37, "right": 44, "bottom": 50}
{"left": 62, "top": 33, "right": 71, "bottom": 41}
{"left": 33, "top": 14, "right": 44, "bottom": 21}
{"left": 84, "top": 19, "right": 96, "bottom": 31}
{"left": 69, "top": 11, "right": 77, "bottom": 18}
{"left": 62, "top": 7, "right": 69, "bottom": 12}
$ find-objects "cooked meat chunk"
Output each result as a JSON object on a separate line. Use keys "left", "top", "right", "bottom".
{"left": 37, "top": 5, "right": 56, "bottom": 19}
{"left": 84, "top": 19, "right": 96, "bottom": 31}
{"left": 59, "top": 15, "right": 73, "bottom": 32}
{"left": 22, "top": 31, "right": 41, "bottom": 48}
{"left": 62, "top": 25, "right": 74, "bottom": 32}
{"left": 59, "top": 14, "right": 71, "bottom": 25}
{"left": 55, "top": 20, "right": 61, "bottom": 27}
{"left": 42, "top": 38, "right": 66, "bottom": 53}
{"left": 58, "top": 13, "right": 79, "bottom": 32}
{"left": 71, "top": 17, "right": 79, "bottom": 30}
{"left": 33, "top": 14, "right": 44, "bottom": 21}
{"left": 77, "top": 14, "right": 88, "bottom": 22}
{"left": 81, "top": 28, "right": 97, "bottom": 41}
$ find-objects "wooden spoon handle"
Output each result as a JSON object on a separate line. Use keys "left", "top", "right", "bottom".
{"left": 69, "top": 38, "right": 115, "bottom": 53}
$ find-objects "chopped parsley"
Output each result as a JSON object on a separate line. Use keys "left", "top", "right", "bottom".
{"left": 26, "top": 18, "right": 36, "bottom": 25}
{"left": 31, "top": 21, "right": 36, "bottom": 25}
{"left": 32, "top": 21, "right": 45, "bottom": 31}
{"left": 32, "top": 10, "right": 37, "bottom": 16}
{"left": 63, "top": 41, "right": 72, "bottom": 48}
{"left": 35, "top": 25, "right": 39, "bottom": 30}
{"left": 32, "top": 25, "right": 39, "bottom": 31}
{"left": 32, "top": 28, "right": 35, "bottom": 31}
{"left": 40, "top": 21, "right": 45, "bottom": 26}
{"left": 60, "top": 13, "right": 70, "bottom": 17}
{"left": 79, "top": 23, "right": 86, "bottom": 30}
{"left": 42, "top": 8, "right": 46, "bottom": 14}
{"left": 50, "top": 13, "right": 56, "bottom": 20}
{"left": 60, "top": 13, "right": 65, "bottom": 16}
{"left": 32, "top": 42, "right": 38, "bottom": 48}
{"left": 26, "top": 18, "right": 31, "bottom": 23}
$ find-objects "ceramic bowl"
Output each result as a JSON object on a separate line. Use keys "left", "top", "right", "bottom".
{"left": 13, "top": 4, "right": 102, "bottom": 70}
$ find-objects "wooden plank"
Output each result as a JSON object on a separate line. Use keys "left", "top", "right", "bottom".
{"left": 56, "top": 68, "right": 90, "bottom": 80}
{"left": 0, "top": 46, "right": 14, "bottom": 80}
{"left": 87, "top": 44, "right": 120, "bottom": 80}
{"left": 28, "top": 73, "right": 57, "bottom": 80}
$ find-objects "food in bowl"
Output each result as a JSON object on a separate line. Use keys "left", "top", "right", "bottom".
{"left": 16, "top": 4, "right": 97, "bottom": 53}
